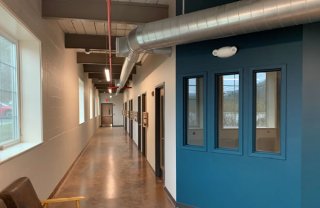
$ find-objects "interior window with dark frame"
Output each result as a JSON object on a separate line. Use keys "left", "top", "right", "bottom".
{"left": 0, "top": 35, "right": 19, "bottom": 147}
{"left": 254, "top": 70, "right": 281, "bottom": 153}
{"left": 216, "top": 73, "right": 240, "bottom": 150}
{"left": 185, "top": 77, "right": 204, "bottom": 146}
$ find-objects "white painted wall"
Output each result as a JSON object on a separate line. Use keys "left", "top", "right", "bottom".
{"left": 0, "top": 0, "right": 99, "bottom": 199}
{"left": 123, "top": 1, "right": 176, "bottom": 199}
{"left": 124, "top": 50, "right": 177, "bottom": 199}
{"left": 100, "top": 93, "right": 124, "bottom": 126}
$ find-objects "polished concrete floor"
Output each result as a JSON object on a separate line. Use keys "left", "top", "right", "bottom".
{"left": 50, "top": 127, "right": 174, "bottom": 208}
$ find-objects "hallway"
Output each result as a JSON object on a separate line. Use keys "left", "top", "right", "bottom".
{"left": 51, "top": 128, "right": 174, "bottom": 208}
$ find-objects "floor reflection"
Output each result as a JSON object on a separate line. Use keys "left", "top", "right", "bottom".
{"left": 50, "top": 127, "right": 174, "bottom": 208}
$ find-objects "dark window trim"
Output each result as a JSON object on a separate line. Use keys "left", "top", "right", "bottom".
{"left": 210, "top": 69, "right": 243, "bottom": 156}
{"left": 180, "top": 72, "right": 207, "bottom": 152}
{"left": 248, "top": 65, "right": 287, "bottom": 160}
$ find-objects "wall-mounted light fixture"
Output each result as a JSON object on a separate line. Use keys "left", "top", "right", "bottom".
{"left": 105, "top": 68, "right": 111, "bottom": 82}
{"left": 84, "top": 49, "right": 92, "bottom": 55}
{"left": 212, "top": 46, "right": 237, "bottom": 58}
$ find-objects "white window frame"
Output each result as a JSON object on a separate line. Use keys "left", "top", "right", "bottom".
{"left": 89, "top": 87, "right": 93, "bottom": 119}
{"left": 0, "top": 32, "right": 21, "bottom": 149}
{"left": 79, "top": 78, "right": 85, "bottom": 124}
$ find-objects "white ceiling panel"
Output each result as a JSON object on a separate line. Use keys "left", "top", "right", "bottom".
{"left": 58, "top": 19, "right": 76, "bottom": 33}
{"left": 71, "top": 19, "right": 86, "bottom": 33}
{"left": 57, "top": 19, "right": 137, "bottom": 37}
{"left": 82, "top": 21, "right": 96, "bottom": 35}
{"left": 95, "top": 22, "right": 106, "bottom": 35}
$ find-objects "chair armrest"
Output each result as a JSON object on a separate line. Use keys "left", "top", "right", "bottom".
{"left": 42, "top": 196, "right": 85, "bottom": 207}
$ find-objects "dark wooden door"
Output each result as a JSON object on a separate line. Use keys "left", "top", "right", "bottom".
{"left": 129, "top": 99, "right": 133, "bottom": 139}
{"left": 142, "top": 94, "right": 147, "bottom": 156}
{"left": 155, "top": 86, "right": 165, "bottom": 179}
{"left": 124, "top": 102, "right": 127, "bottom": 131}
{"left": 138, "top": 96, "right": 142, "bottom": 151}
{"left": 101, "top": 103, "right": 113, "bottom": 127}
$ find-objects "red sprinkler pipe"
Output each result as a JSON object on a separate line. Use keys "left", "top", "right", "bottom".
{"left": 107, "top": 0, "right": 112, "bottom": 87}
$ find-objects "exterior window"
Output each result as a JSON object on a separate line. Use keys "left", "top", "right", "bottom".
{"left": 79, "top": 78, "right": 85, "bottom": 124}
{"left": 0, "top": 35, "right": 19, "bottom": 147}
{"left": 89, "top": 88, "right": 93, "bottom": 119}
{"left": 254, "top": 70, "right": 281, "bottom": 153}
{"left": 185, "top": 77, "right": 204, "bottom": 146}
{"left": 216, "top": 74, "right": 239, "bottom": 149}
{"left": 95, "top": 92, "right": 99, "bottom": 117}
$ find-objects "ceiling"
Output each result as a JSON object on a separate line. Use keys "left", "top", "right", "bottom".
{"left": 112, "top": 0, "right": 169, "bottom": 5}
{"left": 42, "top": 0, "right": 169, "bottom": 93}
{"left": 57, "top": 20, "right": 137, "bottom": 36}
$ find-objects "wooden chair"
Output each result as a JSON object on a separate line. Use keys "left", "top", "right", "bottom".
{"left": 0, "top": 199, "right": 7, "bottom": 208}
{"left": 0, "top": 177, "right": 85, "bottom": 208}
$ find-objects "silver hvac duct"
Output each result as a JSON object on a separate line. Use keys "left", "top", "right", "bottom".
{"left": 118, "top": 52, "right": 139, "bottom": 89}
{"left": 117, "top": 0, "right": 320, "bottom": 93}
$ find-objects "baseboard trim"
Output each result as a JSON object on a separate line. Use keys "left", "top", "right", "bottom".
{"left": 176, "top": 202, "right": 195, "bottom": 208}
{"left": 164, "top": 186, "right": 177, "bottom": 207}
{"left": 48, "top": 135, "right": 94, "bottom": 198}
{"left": 162, "top": 189, "right": 195, "bottom": 208}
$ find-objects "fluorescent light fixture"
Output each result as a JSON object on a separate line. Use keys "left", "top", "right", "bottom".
{"left": 108, "top": 89, "right": 112, "bottom": 94}
{"left": 105, "top": 68, "right": 111, "bottom": 82}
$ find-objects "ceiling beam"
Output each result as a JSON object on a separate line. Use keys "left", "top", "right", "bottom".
{"left": 84, "top": 64, "right": 123, "bottom": 73}
{"left": 95, "top": 84, "right": 116, "bottom": 89}
{"left": 65, "top": 34, "right": 117, "bottom": 50}
{"left": 99, "top": 90, "right": 120, "bottom": 94}
{"left": 92, "top": 79, "right": 116, "bottom": 85}
{"left": 77, "top": 53, "right": 124, "bottom": 64}
{"left": 88, "top": 73, "right": 120, "bottom": 80}
{"left": 42, "top": 0, "right": 168, "bottom": 24}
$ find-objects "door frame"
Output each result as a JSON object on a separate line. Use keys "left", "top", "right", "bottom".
{"left": 142, "top": 93, "right": 147, "bottom": 156}
{"left": 138, "top": 95, "right": 142, "bottom": 151}
{"left": 101, "top": 103, "right": 113, "bottom": 127}
{"left": 155, "top": 84, "right": 165, "bottom": 178}
{"left": 129, "top": 99, "right": 133, "bottom": 139}
{"left": 124, "top": 102, "right": 127, "bottom": 132}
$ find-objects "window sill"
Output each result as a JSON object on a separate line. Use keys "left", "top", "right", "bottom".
{"left": 0, "top": 142, "right": 42, "bottom": 164}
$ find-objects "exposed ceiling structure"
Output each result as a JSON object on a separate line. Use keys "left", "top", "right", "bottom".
{"left": 42, "top": 0, "right": 169, "bottom": 93}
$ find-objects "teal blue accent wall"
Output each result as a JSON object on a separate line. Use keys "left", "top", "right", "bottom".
{"left": 301, "top": 23, "right": 320, "bottom": 208}
{"left": 176, "top": 0, "right": 237, "bottom": 15}
{"left": 176, "top": 26, "right": 303, "bottom": 207}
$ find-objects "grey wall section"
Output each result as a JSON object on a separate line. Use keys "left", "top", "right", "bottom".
{"left": 100, "top": 93, "right": 124, "bottom": 126}
{"left": 0, "top": 0, "right": 99, "bottom": 199}
{"left": 302, "top": 23, "right": 320, "bottom": 208}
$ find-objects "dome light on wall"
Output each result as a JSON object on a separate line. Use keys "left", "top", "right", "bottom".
{"left": 212, "top": 46, "right": 237, "bottom": 58}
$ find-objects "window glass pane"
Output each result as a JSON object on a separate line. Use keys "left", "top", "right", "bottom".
{"left": 89, "top": 88, "right": 93, "bottom": 119}
{"left": 0, "top": 35, "right": 19, "bottom": 145}
{"left": 79, "top": 79, "right": 85, "bottom": 124}
{"left": 255, "top": 71, "right": 281, "bottom": 153}
{"left": 186, "top": 77, "right": 204, "bottom": 146}
{"left": 95, "top": 92, "right": 99, "bottom": 117}
{"left": 217, "top": 74, "right": 239, "bottom": 149}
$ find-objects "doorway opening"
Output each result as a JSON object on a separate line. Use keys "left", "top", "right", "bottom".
{"left": 129, "top": 99, "right": 133, "bottom": 139}
{"left": 142, "top": 93, "right": 147, "bottom": 156}
{"left": 124, "top": 102, "right": 127, "bottom": 132}
{"left": 138, "top": 96, "right": 142, "bottom": 151}
{"left": 155, "top": 86, "right": 165, "bottom": 180}
{"left": 101, "top": 103, "right": 113, "bottom": 127}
